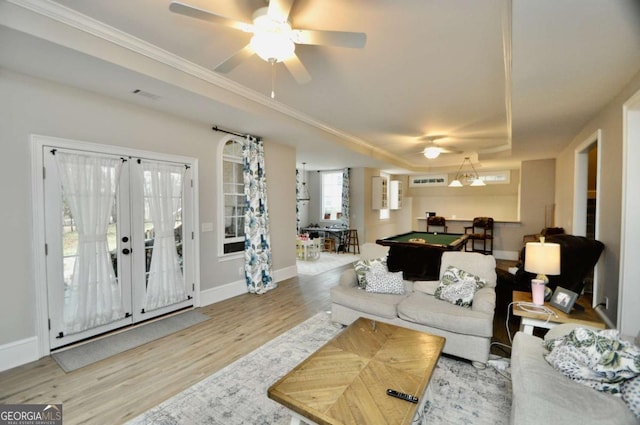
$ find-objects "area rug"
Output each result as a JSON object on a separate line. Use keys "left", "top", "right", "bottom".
{"left": 52, "top": 310, "right": 209, "bottom": 372}
{"left": 127, "top": 312, "right": 511, "bottom": 425}
{"left": 296, "top": 252, "right": 359, "bottom": 276}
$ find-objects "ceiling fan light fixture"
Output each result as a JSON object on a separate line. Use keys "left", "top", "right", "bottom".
{"left": 423, "top": 146, "right": 441, "bottom": 159}
{"left": 249, "top": 8, "right": 295, "bottom": 63}
{"left": 250, "top": 33, "right": 295, "bottom": 62}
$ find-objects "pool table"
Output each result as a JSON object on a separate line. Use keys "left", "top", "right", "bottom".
{"left": 376, "top": 231, "right": 469, "bottom": 250}
{"left": 376, "top": 231, "right": 470, "bottom": 280}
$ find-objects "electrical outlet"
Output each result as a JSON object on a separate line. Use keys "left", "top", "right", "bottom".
{"left": 238, "top": 266, "right": 244, "bottom": 277}
{"left": 605, "top": 296, "right": 609, "bottom": 310}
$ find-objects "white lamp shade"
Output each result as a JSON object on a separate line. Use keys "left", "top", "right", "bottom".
{"left": 524, "top": 242, "right": 561, "bottom": 276}
{"left": 448, "top": 179, "right": 463, "bottom": 187}
{"left": 470, "top": 178, "right": 486, "bottom": 186}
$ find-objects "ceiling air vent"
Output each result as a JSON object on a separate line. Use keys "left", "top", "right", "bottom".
{"left": 132, "top": 89, "right": 161, "bottom": 101}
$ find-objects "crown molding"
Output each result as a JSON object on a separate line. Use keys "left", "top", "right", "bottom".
{"left": 5, "top": 0, "right": 415, "bottom": 170}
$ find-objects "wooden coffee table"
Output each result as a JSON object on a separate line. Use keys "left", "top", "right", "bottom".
{"left": 268, "top": 317, "right": 445, "bottom": 425}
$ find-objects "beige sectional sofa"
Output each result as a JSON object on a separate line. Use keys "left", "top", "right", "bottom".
{"left": 511, "top": 325, "right": 639, "bottom": 425}
{"left": 330, "top": 250, "right": 497, "bottom": 367}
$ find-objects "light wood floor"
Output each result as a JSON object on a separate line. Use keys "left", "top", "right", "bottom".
{"left": 0, "top": 266, "right": 344, "bottom": 425}
{"left": 0, "top": 261, "right": 516, "bottom": 425}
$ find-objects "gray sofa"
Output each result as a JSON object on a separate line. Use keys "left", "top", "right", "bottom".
{"left": 330, "top": 250, "right": 497, "bottom": 367}
{"left": 511, "top": 325, "right": 638, "bottom": 425}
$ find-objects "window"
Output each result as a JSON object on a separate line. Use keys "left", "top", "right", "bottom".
{"left": 478, "top": 170, "right": 511, "bottom": 184}
{"left": 321, "top": 171, "right": 343, "bottom": 220}
{"left": 222, "top": 139, "right": 245, "bottom": 254}
{"left": 379, "top": 173, "right": 390, "bottom": 220}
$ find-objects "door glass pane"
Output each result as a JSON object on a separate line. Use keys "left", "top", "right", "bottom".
{"left": 142, "top": 163, "right": 186, "bottom": 312}
{"left": 61, "top": 194, "right": 78, "bottom": 294}
{"left": 56, "top": 152, "right": 123, "bottom": 335}
{"left": 143, "top": 196, "right": 154, "bottom": 285}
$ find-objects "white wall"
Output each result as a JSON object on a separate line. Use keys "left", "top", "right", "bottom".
{"left": 555, "top": 68, "right": 640, "bottom": 327}
{"left": 0, "top": 69, "right": 296, "bottom": 353}
{"left": 407, "top": 169, "right": 520, "bottom": 222}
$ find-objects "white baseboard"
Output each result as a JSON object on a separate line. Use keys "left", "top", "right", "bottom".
{"left": 1, "top": 265, "right": 300, "bottom": 371}
{"left": 273, "top": 265, "right": 297, "bottom": 283}
{"left": 0, "top": 336, "right": 39, "bottom": 372}
{"left": 200, "top": 265, "right": 298, "bottom": 307}
{"left": 200, "top": 279, "right": 247, "bottom": 307}
{"left": 594, "top": 305, "right": 617, "bottom": 329}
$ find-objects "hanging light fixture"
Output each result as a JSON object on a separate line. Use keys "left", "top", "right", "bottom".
{"left": 247, "top": 7, "right": 297, "bottom": 99}
{"left": 423, "top": 146, "right": 441, "bottom": 159}
{"left": 449, "top": 157, "right": 486, "bottom": 187}
{"left": 249, "top": 8, "right": 296, "bottom": 63}
{"left": 297, "top": 162, "right": 310, "bottom": 202}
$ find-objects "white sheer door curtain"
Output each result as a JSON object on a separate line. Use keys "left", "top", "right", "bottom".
{"left": 54, "top": 152, "right": 124, "bottom": 335}
{"left": 46, "top": 146, "right": 194, "bottom": 350}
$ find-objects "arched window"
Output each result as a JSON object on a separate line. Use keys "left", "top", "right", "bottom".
{"left": 221, "top": 138, "right": 245, "bottom": 254}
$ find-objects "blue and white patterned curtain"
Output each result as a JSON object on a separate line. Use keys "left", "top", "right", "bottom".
{"left": 295, "top": 168, "right": 301, "bottom": 234}
{"left": 243, "top": 136, "right": 276, "bottom": 294}
{"left": 341, "top": 167, "right": 350, "bottom": 227}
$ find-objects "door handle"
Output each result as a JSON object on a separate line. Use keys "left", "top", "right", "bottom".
{"left": 122, "top": 248, "right": 131, "bottom": 255}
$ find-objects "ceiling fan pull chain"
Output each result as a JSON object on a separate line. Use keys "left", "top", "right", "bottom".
{"left": 270, "top": 59, "right": 276, "bottom": 99}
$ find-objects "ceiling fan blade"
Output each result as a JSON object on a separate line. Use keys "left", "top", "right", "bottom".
{"left": 438, "top": 148, "right": 462, "bottom": 154}
{"left": 214, "top": 44, "right": 256, "bottom": 73}
{"left": 268, "top": 0, "right": 295, "bottom": 21}
{"left": 283, "top": 54, "right": 312, "bottom": 84}
{"left": 169, "top": 1, "right": 251, "bottom": 31}
{"left": 293, "top": 29, "right": 366, "bottom": 48}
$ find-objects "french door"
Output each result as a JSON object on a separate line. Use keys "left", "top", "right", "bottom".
{"left": 42, "top": 144, "right": 195, "bottom": 349}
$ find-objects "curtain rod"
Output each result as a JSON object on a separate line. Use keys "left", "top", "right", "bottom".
{"left": 211, "top": 125, "right": 260, "bottom": 140}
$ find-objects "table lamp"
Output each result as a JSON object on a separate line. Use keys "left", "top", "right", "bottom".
{"left": 524, "top": 238, "right": 561, "bottom": 305}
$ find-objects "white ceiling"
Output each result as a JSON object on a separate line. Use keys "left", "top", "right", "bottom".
{"left": 1, "top": 0, "right": 639, "bottom": 173}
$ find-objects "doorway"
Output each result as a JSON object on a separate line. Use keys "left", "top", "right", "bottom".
{"left": 619, "top": 89, "right": 640, "bottom": 336}
{"left": 573, "top": 130, "right": 601, "bottom": 299}
{"left": 33, "top": 136, "right": 198, "bottom": 352}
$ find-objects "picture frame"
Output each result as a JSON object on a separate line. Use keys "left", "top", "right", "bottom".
{"left": 549, "top": 286, "right": 578, "bottom": 314}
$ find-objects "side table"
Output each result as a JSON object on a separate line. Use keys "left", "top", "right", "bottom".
{"left": 512, "top": 290, "right": 606, "bottom": 335}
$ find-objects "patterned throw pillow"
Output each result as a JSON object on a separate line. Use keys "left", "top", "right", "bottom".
{"left": 434, "top": 266, "right": 487, "bottom": 308}
{"left": 544, "top": 327, "right": 640, "bottom": 397}
{"left": 622, "top": 375, "right": 640, "bottom": 420}
{"left": 353, "top": 257, "right": 387, "bottom": 289}
{"left": 364, "top": 262, "right": 405, "bottom": 295}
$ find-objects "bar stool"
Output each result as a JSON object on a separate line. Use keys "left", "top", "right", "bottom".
{"left": 427, "top": 216, "right": 448, "bottom": 233}
{"left": 464, "top": 217, "right": 494, "bottom": 255}
{"left": 345, "top": 229, "right": 360, "bottom": 254}
{"left": 323, "top": 237, "right": 336, "bottom": 253}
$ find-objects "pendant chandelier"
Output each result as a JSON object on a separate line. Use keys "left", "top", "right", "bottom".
{"left": 449, "top": 157, "right": 486, "bottom": 187}
{"left": 297, "top": 162, "right": 310, "bottom": 201}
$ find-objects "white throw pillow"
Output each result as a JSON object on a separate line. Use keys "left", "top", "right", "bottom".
{"left": 354, "top": 257, "right": 387, "bottom": 289}
{"left": 364, "top": 263, "right": 405, "bottom": 295}
{"left": 434, "top": 266, "right": 487, "bottom": 308}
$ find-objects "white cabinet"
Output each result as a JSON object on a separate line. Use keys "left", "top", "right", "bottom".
{"left": 371, "top": 176, "right": 388, "bottom": 210}
{"left": 389, "top": 180, "right": 403, "bottom": 210}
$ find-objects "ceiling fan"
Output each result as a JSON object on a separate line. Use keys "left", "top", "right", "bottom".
{"left": 168, "top": 0, "right": 367, "bottom": 86}
{"left": 417, "top": 136, "right": 462, "bottom": 159}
